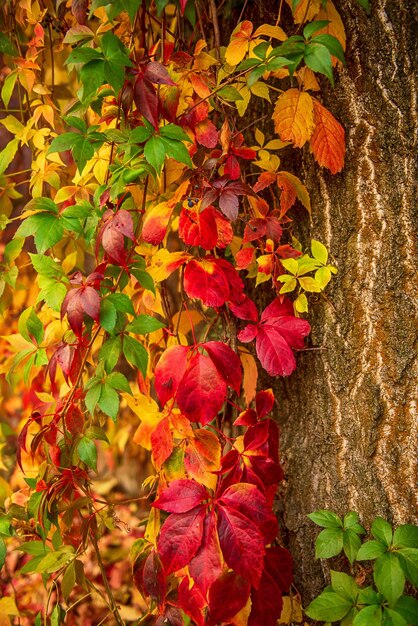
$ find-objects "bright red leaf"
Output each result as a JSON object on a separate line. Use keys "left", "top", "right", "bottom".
{"left": 202, "top": 341, "right": 242, "bottom": 393}
{"left": 157, "top": 505, "right": 206, "bottom": 575}
{"left": 153, "top": 479, "right": 208, "bottom": 514}
{"left": 154, "top": 345, "right": 190, "bottom": 406}
{"left": 188, "top": 511, "right": 223, "bottom": 596}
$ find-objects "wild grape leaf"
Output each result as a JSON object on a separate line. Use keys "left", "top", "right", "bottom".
{"left": 143, "top": 61, "right": 176, "bottom": 86}
{"left": 207, "top": 571, "right": 251, "bottom": 626}
{"left": 184, "top": 257, "right": 230, "bottom": 307}
{"left": 61, "top": 286, "right": 100, "bottom": 336}
{"left": 98, "top": 209, "right": 135, "bottom": 265}
{"left": 154, "top": 345, "right": 190, "bottom": 406}
{"left": 188, "top": 511, "right": 223, "bottom": 596}
{"left": 178, "top": 577, "right": 205, "bottom": 626}
{"left": 201, "top": 178, "right": 255, "bottom": 221}
{"left": 310, "top": 97, "right": 345, "bottom": 173}
{"left": 273, "top": 88, "right": 315, "bottom": 147}
{"left": 217, "top": 504, "right": 265, "bottom": 587}
{"left": 202, "top": 341, "right": 242, "bottom": 393}
{"left": 184, "top": 428, "right": 222, "bottom": 490}
{"left": 228, "top": 295, "right": 259, "bottom": 323}
{"left": 255, "top": 388, "right": 275, "bottom": 418}
{"left": 179, "top": 205, "right": 218, "bottom": 250}
{"left": 249, "top": 546, "right": 293, "bottom": 626}
{"left": 150, "top": 417, "right": 173, "bottom": 468}
{"left": 153, "top": 479, "right": 208, "bottom": 514}
{"left": 142, "top": 201, "right": 175, "bottom": 244}
{"left": 142, "top": 550, "right": 166, "bottom": 612}
{"left": 219, "top": 483, "right": 278, "bottom": 543}
{"left": 71, "top": 0, "right": 88, "bottom": 25}
{"left": 176, "top": 353, "right": 227, "bottom": 425}
{"left": 157, "top": 505, "right": 206, "bottom": 574}
{"left": 134, "top": 76, "right": 158, "bottom": 129}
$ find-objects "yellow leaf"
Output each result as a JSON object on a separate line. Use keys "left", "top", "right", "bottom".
{"left": 279, "top": 595, "right": 303, "bottom": 624}
{"left": 142, "top": 201, "right": 175, "bottom": 245}
{"left": 254, "top": 128, "right": 265, "bottom": 146}
{"left": 239, "top": 350, "right": 258, "bottom": 404}
{"left": 273, "top": 88, "right": 314, "bottom": 148}
{"left": 0, "top": 597, "right": 19, "bottom": 616}
{"left": 250, "top": 81, "right": 271, "bottom": 101}
{"left": 285, "top": 0, "right": 321, "bottom": 23}
{"left": 253, "top": 24, "right": 287, "bottom": 40}
{"left": 147, "top": 249, "right": 190, "bottom": 283}
{"left": 225, "top": 20, "right": 254, "bottom": 66}
{"left": 236, "top": 84, "right": 251, "bottom": 117}
{"left": 296, "top": 67, "right": 321, "bottom": 92}
{"left": 184, "top": 429, "right": 221, "bottom": 491}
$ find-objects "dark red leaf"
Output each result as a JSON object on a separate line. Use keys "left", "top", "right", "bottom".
{"left": 143, "top": 550, "right": 166, "bottom": 612}
{"left": 243, "top": 218, "right": 267, "bottom": 243}
{"left": 153, "top": 479, "right": 208, "bottom": 514}
{"left": 188, "top": 510, "right": 223, "bottom": 596}
{"left": 233, "top": 408, "right": 258, "bottom": 427}
{"left": 176, "top": 353, "right": 227, "bottom": 425}
{"left": 71, "top": 0, "right": 88, "bottom": 24}
{"left": 61, "top": 286, "right": 100, "bottom": 336}
{"left": 158, "top": 506, "right": 206, "bottom": 574}
{"left": 134, "top": 76, "right": 159, "bottom": 129}
{"left": 228, "top": 295, "right": 258, "bottom": 322}
{"left": 219, "top": 482, "right": 278, "bottom": 543}
{"left": 65, "top": 404, "right": 84, "bottom": 435}
{"left": 207, "top": 571, "right": 251, "bottom": 626}
{"left": 255, "top": 388, "right": 275, "bottom": 419}
{"left": 218, "top": 190, "right": 239, "bottom": 221}
{"left": 203, "top": 341, "right": 242, "bottom": 393}
{"left": 154, "top": 345, "right": 190, "bottom": 406}
{"left": 143, "top": 62, "right": 176, "bottom": 86}
{"left": 243, "top": 421, "right": 270, "bottom": 451}
{"left": 217, "top": 505, "right": 265, "bottom": 587}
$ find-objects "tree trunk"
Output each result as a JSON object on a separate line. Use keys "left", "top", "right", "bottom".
{"left": 275, "top": 0, "right": 418, "bottom": 601}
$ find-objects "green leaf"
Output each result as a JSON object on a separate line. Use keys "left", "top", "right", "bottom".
{"left": 308, "top": 509, "right": 343, "bottom": 529}
{"left": 77, "top": 437, "right": 97, "bottom": 471}
{"left": 0, "top": 138, "right": 18, "bottom": 175}
{"left": 100, "top": 298, "right": 117, "bottom": 333}
{"left": 278, "top": 277, "right": 297, "bottom": 294}
{"left": 372, "top": 518, "right": 393, "bottom": 547}
{"left": 160, "top": 124, "right": 191, "bottom": 142}
{"left": 123, "top": 335, "right": 148, "bottom": 377}
{"left": 280, "top": 258, "right": 299, "bottom": 275}
{"left": 71, "top": 136, "right": 95, "bottom": 173}
{"left": 395, "top": 596, "right": 418, "bottom": 626}
{"left": 313, "top": 34, "right": 346, "bottom": 64}
{"left": 344, "top": 511, "right": 366, "bottom": 533}
{"left": 85, "top": 381, "right": 101, "bottom": 416}
{"left": 374, "top": 553, "right": 405, "bottom": 607}
{"left": 343, "top": 529, "right": 362, "bottom": 564}
{"left": 356, "top": 540, "right": 387, "bottom": 561}
{"left": 130, "top": 126, "right": 153, "bottom": 143}
{"left": 107, "top": 293, "right": 135, "bottom": 315}
{"left": 303, "top": 20, "right": 330, "bottom": 40}
{"left": 217, "top": 86, "right": 244, "bottom": 101}
{"left": 0, "top": 538, "right": 6, "bottom": 570}
{"left": 106, "top": 372, "right": 131, "bottom": 394}
{"left": 330, "top": 571, "right": 359, "bottom": 602}
{"left": 98, "top": 383, "right": 119, "bottom": 421}
{"left": 393, "top": 524, "right": 418, "bottom": 549}
{"left": 315, "top": 528, "right": 344, "bottom": 558}
{"left": 33, "top": 214, "right": 63, "bottom": 254}
{"left": 99, "top": 336, "right": 122, "bottom": 373}
{"left": 130, "top": 267, "right": 155, "bottom": 293}
{"left": 144, "top": 136, "right": 166, "bottom": 174}
{"left": 305, "top": 591, "right": 353, "bottom": 622}
{"left": 36, "top": 549, "right": 74, "bottom": 574}
{"left": 397, "top": 548, "right": 418, "bottom": 587}
{"left": 356, "top": 0, "right": 371, "bottom": 14}
{"left": 48, "top": 132, "right": 82, "bottom": 155}
{"left": 304, "top": 42, "right": 334, "bottom": 85}
{"left": 126, "top": 314, "right": 165, "bottom": 334}
{"left": 358, "top": 586, "right": 380, "bottom": 605}
{"left": 66, "top": 47, "right": 103, "bottom": 64}
{"left": 383, "top": 608, "right": 407, "bottom": 626}
{"left": 160, "top": 137, "right": 193, "bottom": 167}
{"left": 353, "top": 605, "right": 382, "bottom": 626}
{"left": 311, "top": 239, "right": 328, "bottom": 265}
{"left": 0, "top": 32, "right": 16, "bottom": 56}
{"left": 1, "top": 71, "right": 18, "bottom": 108}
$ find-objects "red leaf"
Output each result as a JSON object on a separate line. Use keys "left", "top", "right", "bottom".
{"left": 233, "top": 408, "right": 258, "bottom": 427}
{"left": 177, "top": 353, "right": 227, "bottom": 425}
{"left": 184, "top": 258, "right": 230, "bottom": 307}
{"left": 178, "top": 577, "right": 205, "bottom": 626}
{"left": 151, "top": 417, "right": 173, "bottom": 468}
{"left": 153, "top": 479, "right": 208, "bottom": 514}
{"left": 212, "top": 209, "right": 233, "bottom": 247}
{"left": 243, "top": 218, "right": 267, "bottom": 243}
{"left": 216, "top": 258, "right": 245, "bottom": 305}
{"left": 203, "top": 341, "right": 242, "bottom": 393}
{"left": 195, "top": 119, "right": 218, "bottom": 148}
{"left": 65, "top": 404, "right": 84, "bottom": 435}
{"left": 61, "top": 286, "right": 100, "bottom": 336}
{"left": 134, "top": 76, "right": 158, "bottom": 129}
{"left": 253, "top": 171, "right": 276, "bottom": 193}
{"left": 261, "top": 297, "right": 294, "bottom": 319}
{"left": 71, "top": 0, "right": 88, "bottom": 24}
{"left": 158, "top": 506, "right": 206, "bottom": 574}
{"left": 143, "top": 550, "right": 166, "bottom": 612}
{"left": 207, "top": 571, "right": 251, "bottom": 626}
{"left": 256, "top": 325, "right": 298, "bottom": 377}
{"left": 310, "top": 98, "right": 345, "bottom": 174}
{"left": 228, "top": 295, "right": 258, "bottom": 322}
{"left": 218, "top": 190, "right": 239, "bottom": 221}
{"left": 143, "top": 61, "right": 176, "bottom": 86}
{"left": 237, "top": 324, "right": 259, "bottom": 343}
{"left": 219, "top": 482, "right": 278, "bottom": 543}
{"left": 249, "top": 546, "right": 293, "bottom": 626}
{"left": 235, "top": 247, "right": 255, "bottom": 270}
{"left": 255, "top": 388, "right": 275, "bottom": 419}
{"left": 217, "top": 505, "right": 265, "bottom": 587}
{"left": 154, "top": 345, "right": 189, "bottom": 406}
{"left": 188, "top": 511, "right": 223, "bottom": 596}
{"left": 179, "top": 0, "right": 188, "bottom": 15}
{"left": 179, "top": 205, "right": 218, "bottom": 250}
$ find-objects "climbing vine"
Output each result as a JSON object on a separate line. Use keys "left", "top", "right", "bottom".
{"left": 0, "top": 0, "right": 346, "bottom": 624}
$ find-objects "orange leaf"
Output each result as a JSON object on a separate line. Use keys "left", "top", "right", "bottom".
{"left": 276, "top": 171, "right": 311, "bottom": 215}
{"left": 273, "top": 89, "right": 314, "bottom": 148}
{"left": 310, "top": 99, "right": 345, "bottom": 174}
{"left": 239, "top": 350, "right": 258, "bottom": 405}
{"left": 225, "top": 21, "right": 254, "bottom": 66}
{"left": 285, "top": 0, "right": 321, "bottom": 23}
{"left": 184, "top": 428, "right": 221, "bottom": 490}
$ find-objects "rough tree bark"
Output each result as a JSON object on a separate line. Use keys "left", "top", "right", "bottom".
{"left": 273, "top": 0, "right": 418, "bottom": 601}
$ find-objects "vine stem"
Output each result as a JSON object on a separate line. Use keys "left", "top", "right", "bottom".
{"left": 90, "top": 528, "right": 125, "bottom": 626}
{"left": 209, "top": 0, "right": 220, "bottom": 62}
